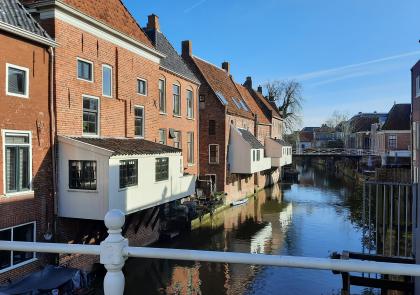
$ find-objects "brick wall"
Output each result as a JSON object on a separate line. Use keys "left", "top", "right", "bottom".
{"left": 0, "top": 32, "right": 53, "bottom": 281}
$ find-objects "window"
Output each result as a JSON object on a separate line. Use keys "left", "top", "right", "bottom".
{"left": 4, "top": 132, "right": 31, "bottom": 194}
{"left": 187, "top": 132, "right": 194, "bottom": 164}
{"left": 119, "top": 160, "right": 138, "bottom": 189}
{"left": 159, "top": 79, "right": 166, "bottom": 113}
{"left": 388, "top": 134, "right": 397, "bottom": 150}
{"left": 0, "top": 223, "right": 35, "bottom": 271}
{"left": 155, "top": 157, "right": 169, "bottom": 181}
{"left": 69, "top": 160, "right": 97, "bottom": 190}
{"left": 6, "top": 64, "right": 29, "bottom": 98}
{"left": 102, "top": 65, "right": 112, "bottom": 97}
{"left": 134, "top": 106, "right": 144, "bottom": 138}
{"left": 186, "top": 89, "right": 194, "bottom": 118}
{"left": 77, "top": 59, "right": 93, "bottom": 82}
{"left": 173, "top": 131, "right": 181, "bottom": 149}
{"left": 83, "top": 96, "right": 99, "bottom": 135}
{"left": 209, "top": 144, "right": 219, "bottom": 164}
{"left": 209, "top": 120, "right": 216, "bottom": 135}
{"left": 137, "top": 79, "right": 147, "bottom": 96}
{"left": 159, "top": 129, "right": 167, "bottom": 145}
{"left": 417, "top": 75, "right": 420, "bottom": 98}
{"left": 173, "top": 84, "right": 181, "bottom": 116}
{"left": 256, "top": 150, "right": 261, "bottom": 161}
{"left": 253, "top": 150, "right": 256, "bottom": 162}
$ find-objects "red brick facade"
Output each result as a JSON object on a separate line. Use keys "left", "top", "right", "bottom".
{"left": 0, "top": 32, "right": 53, "bottom": 282}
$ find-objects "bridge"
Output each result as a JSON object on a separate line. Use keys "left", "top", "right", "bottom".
{"left": 293, "top": 148, "right": 374, "bottom": 157}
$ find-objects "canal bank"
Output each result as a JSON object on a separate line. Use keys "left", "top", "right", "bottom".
{"left": 91, "top": 163, "right": 377, "bottom": 295}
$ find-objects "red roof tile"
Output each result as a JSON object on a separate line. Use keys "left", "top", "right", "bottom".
{"left": 192, "top": 57, "right": 254, "bottom": 120}
{"left": 235, "top": 83, "right": 271, "bottom": 125}
{"left": 248, "top": 89, "right": 282, "bottom": 120}
{"left": 23, "top": 0, "right": 154, "bottom": 48}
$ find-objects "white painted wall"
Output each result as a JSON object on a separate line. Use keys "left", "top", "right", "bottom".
{"left": 58, "top": 137, "right": 196, "bottom": 220}
{"left": 228, "top": 126, "right": 271, "bottom": 174}
{"left": 265, "top": 138, "right": 292, "bottom": 167}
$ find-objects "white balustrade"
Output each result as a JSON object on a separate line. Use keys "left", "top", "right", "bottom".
{"left": 0, "top": 209, "right": 419, "bottom": 295}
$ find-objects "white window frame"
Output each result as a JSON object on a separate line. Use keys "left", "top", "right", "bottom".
{"left": 134, "top": 105, "right": 145, "bottom": 139}
{"left": 186, "top": 89, "right": 194, "bottom": 119}
{"left": 102, "top": 64, "right": 113, "bottom": 98}
{"left": 136, "top": 78, "right": 148, "bottom": 96}
{"left": 0, "top": 221, "right": 37, "bottom": 274}
{"left": 77, "top": 58, "right": 94, "bottom": 83}
{"left": 82, "top": 95, "right": 100, "bottom": 137}
{"left": 209, "top": 144, "right": 220, "bottom": 164}
{"left": 2, "top": 130, "right": 33, "bottom": 197}
{"left": 159, "top": 78, "right": 166, "bottom": 114}
{"left": 388, "top": 134, "right": 397, "bottom": 150}
{"left": 6, "top": 63, "right": 29, "bottom": 99}
{"left": 173, "top": 83, "right": 181, "bottom": 117}
{"left": 187, "top": 131, "right": 194, "bottom": 165}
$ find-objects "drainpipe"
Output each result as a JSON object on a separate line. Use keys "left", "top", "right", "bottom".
{"left": 48, "top": 47, "right": 58, "bottom": 218}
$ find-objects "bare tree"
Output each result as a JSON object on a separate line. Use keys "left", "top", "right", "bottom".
{"left": 324, "top": 110, "right": 350, "bottom": 128}
{"left": 264, "top": 80, "right": 303, "bottom": 133}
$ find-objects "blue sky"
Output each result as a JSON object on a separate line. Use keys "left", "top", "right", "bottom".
{"left": 125, "top": 0, "right": 420, "bottom": 129}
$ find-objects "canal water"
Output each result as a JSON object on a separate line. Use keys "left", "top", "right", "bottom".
{"left": 120, "top": 164, "right": 373, "bottom": 294}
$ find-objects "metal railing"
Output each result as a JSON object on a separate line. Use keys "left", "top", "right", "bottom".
{"left": 0, "top": 210, "right": 420, "bottom": 295}
{"left": 294, "top": 148, "right": 374, "bottom": 156}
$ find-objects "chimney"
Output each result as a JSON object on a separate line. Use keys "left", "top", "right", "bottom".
{"left": 244, "top": 76, "right": 252, "bottom": 89}
{"left": 222, "top": 62, "right": 230, "bottom": 75}
{"left": 147, "top": 14, "right": 160, "bottom": 31}
{"left": 257, "top": 85, "right": 263, "bottom": 94}
{"left": 182, "top": 40, "right": 192, "bottom": 57}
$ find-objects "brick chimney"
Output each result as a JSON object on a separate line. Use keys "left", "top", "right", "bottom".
{"left": 222, "top": 62, "right": 230, "bottom": 75}
{"left": 244, "top": 76, "right": 252, "bottom": 89}
{"left": 257, "top": 85, "right": 263, "bottom": 94}
{"left": 147, "top": 14, "right": 160, "bottom": 31}
{"left": 182, "top": 40, "right": 192, "bottom": 57}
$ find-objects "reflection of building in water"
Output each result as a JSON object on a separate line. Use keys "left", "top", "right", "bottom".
{"left": 279, "top": 202, "right": 293, "bottom": 231}
{"left": 166, "top": 265, "right": 202, "bottom": 295}
{"left": 251, "top": 223, "right": 273, "bottom": 254}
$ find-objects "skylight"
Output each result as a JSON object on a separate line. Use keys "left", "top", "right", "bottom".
{"left": 215, "top": 91, "right": 228, "bottom": 105}
{"left": 232, "top": 97, "right": 241, "bottom": 109}
{"left": 239, "top": 98, "right": 250, "bottom": 112}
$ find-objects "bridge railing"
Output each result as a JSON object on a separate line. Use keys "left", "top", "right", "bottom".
{"left": 0, "top": 210, "right": 419, "bottom": 295}
{"left": 294, "top": 148, "right": 375, "bottom": 156}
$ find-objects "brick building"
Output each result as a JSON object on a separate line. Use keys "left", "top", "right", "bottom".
{"left": 0, "top": 0, "right": 56, "bottom": 282}
{"left": 182, "top": 41, "right": 287, "bottom": 203}
{"left": 22, "top": 0, "right": 199, "bottom": 269}
{"left": 371, "top": 103, "right": 411, "bottom": 167}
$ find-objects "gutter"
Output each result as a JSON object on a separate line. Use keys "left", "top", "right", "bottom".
{"left": 0, "top": 21, "right": 57, "bottom": 47}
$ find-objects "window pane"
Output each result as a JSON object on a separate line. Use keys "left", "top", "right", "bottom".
{"left": 187, "top": 90, "right": 193, "bottom": 118}
{"left": 78, "top": 60, "right": 92, "bottom": 81}
{"left": 69, "top": 161, "right": 97, "bottom": 190}
{"left": 0, "top": 229, "right": 11, "bottom": 270}
{"left": 134, "top": 107, "right": 144, "bottom": 137}
{"left": 83, "top": 97, "right": 98, "bottom": 135}
{"left": 159, "top": 80, "right": 166, "bottom": 113}
{"left": 137, "top": 80, "right": 147, "bottom": 95}
{"left": 173, "top": 85, "right": 180, "bottom": 115}
{"left": 8, "top": 67, "right": 26, "bottom": 95}
{"left": 156, "top": 157, "right": 169, "bottom": 181}
{"left": 103, "top": 66, "right": 112, "bottom": 97}
{"left": 159, "top": 129, "right": 167, "bottom": 145}
{"left": 13, "top": 224, "right": 34, "bottom": 265}
{"left": 119, "top": 160, "right": 138, "bottom": 188}
{"left": 19, "top": 147, "right": 30, "bottom": 191}
{"left": 187, "top": 132, "right": 194, "bottom": 164}
{"left": 6, "top": 147, "right": 17, "bottom": 192}
{"left": 5, "top": 134, "right": 29, "bottom": 144}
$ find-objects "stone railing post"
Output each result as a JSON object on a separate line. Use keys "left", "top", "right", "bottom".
{"left": 101, "top": 210, "right": 128, "bottom": 295}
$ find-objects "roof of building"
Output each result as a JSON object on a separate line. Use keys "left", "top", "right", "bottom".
{"left": 0, "top": 0, "right": 52, "bottom": 39}
{"left": 238, "top": 128, "right": 264, "bottom": 149}
{"left": 69, "top": 137, "right": 181, "bottom": 156}
{"left": 381, "top": 103, "right": 411, "bottom": 131}
{"left": 191, "top": 57, "right": 254, "bottom": 120}
{"left": 349, "top": 116, "right": 378, "bottom": 132}
{"left": 301, "top": 127, "right": 319, "bottom": 132}
{"left": 23, "top": 0, "right": 154, "bottom": 48}
{"left": 235, "top": 83, "right": 271, "bottom": 125}
{"left": 299, "top": 131, "right": 314, "bottom": 142}
{"left": 145, "top": 29, "right": 199, "bottom": 84}
{"left": 275, "top": 138, "right": 292, "bottom": 147}
{"left": 248, "top": 89, "right": 282, "bottom": 120}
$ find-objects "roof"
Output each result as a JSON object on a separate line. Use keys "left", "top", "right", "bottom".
{"left": 68, "top": 137, "right": 181, "bottom": 156}
{"left": 350, "top": 116, "right": 378, "bottom": 132}
{"left": 0, "top": 0, "right": 52, "bottom": 40}
{"left": 299, "top": 131, "right": 314, "bottom": 142}
{"left": 145, "top": 29, "right": 199, "bottom": 84}
{"left": 235, "top": 83, "right": 271, "bottom": 125}
{"left": 301, "top": 127, "right": 319, "bottom": 132}
{"left": 382, "top": 103, "right": 411, "bottom": 131}
{"left": 238, "top": 128, "right": 264, "bottom": 149}
{"left": 250, "top": 89, "right": 282, "bottom": 119}
{"left": 23, "top": 0, "right": 154, "bottom": 48}
{"left": 275, "top": 138, "right": 291, "bottom": 147}
{"left": 191, "top": 57, "right": 254, "bottom": 120}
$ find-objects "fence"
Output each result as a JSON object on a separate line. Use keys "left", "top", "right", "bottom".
{"left": 362, "top": 181, "right": 414, "bottom": 257}
{"left": 0, "top": 210, "right": 420, "bottom": 295}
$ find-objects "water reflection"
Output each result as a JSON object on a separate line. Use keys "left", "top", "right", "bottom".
{"left": 119, "top": 164, "right": 371, "bottom": 295}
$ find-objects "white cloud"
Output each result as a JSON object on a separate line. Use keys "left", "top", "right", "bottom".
{"left": 184, "top": 0, "right": 207, "bottom": 13}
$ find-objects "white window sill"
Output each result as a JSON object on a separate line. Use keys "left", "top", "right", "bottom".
{"left": 6, "top": 92, "right": 29, "bottom": 99}
{"left": 0, "top": 258, "right": 38, "bottom": 275}
{"left": 2, "top": 190, "right": 34, "bottom": 198}
{"left": 77, "top": 77, "right": 94, "bottom": 83}
{"left": 173, "top": 114, "right": 182, "bottom": 118}
{"left": 82, "top": 133, "right": 100, "bottom": 138}
{"left": 155, "top": 179, "right": 169, "bottom": 184}
{"left": 186, "top": 117, "right": 195, "bottom": 121}
{"left": 159, "top": 112, "right": 167, "bottom": 115}
{"left": 188, "top": 163, "right": 195, "bottom": 167}
{"left": 137, "top": 93, "right": 147, "bottom": 97}
{"left": 118, "top": 185, "right": 138, "bottom": 192}
{"left": 103, "top": 94, "right": 113, "bottom": 99}
{"left": 67, "top": 189, "right": 98, "bottom": 193}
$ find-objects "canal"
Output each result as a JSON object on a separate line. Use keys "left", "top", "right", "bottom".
{"left": 117, "top": 164, "right": 371, "bottom": 294}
